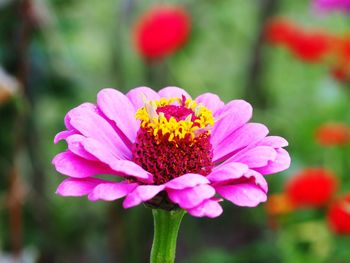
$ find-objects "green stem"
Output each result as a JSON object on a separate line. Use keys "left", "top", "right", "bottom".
{"left": 150, "top": 209, "right": 186, "bottom": 263}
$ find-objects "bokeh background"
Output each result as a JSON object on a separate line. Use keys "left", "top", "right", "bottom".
{"left": 1, "top": 0, "right": 350, "bottom": 262}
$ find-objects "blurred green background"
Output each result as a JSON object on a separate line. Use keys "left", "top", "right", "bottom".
{"left": 0, "top": 0, "right": 350, "bottom": 262}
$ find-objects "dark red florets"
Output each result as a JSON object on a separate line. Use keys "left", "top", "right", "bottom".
{"left": 132, "top": 128, "right": 213, "bottom": 185}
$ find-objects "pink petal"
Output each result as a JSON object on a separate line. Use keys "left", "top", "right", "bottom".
{"left": 167, "top": 185, "right": 215, "bottom": 209}
{"left": 66, "top": 103, "right": 131, "bottom": 160}
{"left": 126, "top": 86, "right": 160, "bottom": 110}
{"left": 52, "top": 151, "right": 116, "bottom": 178}
{"left": 211, "top": 100, "right": 253, "bottom": 148}
{"left": 97, "top": 88, "right": 138, "bottom": 142}
{"left": 228, "top": 146, "right": 277, "bottom": 168}
{"left": 110, "top": 160, "right": 153, "bottom": 182}
{"left": 216, "top": 183, "right": 267, "bottom": 207}
{"left": 54, "top": 130, "right": 76, "bottom": 144}
{"left": 255, "top": 148, "right": 291, "bottom": 175}
{"left": 66, "top": 134, "right": 97, "bottom": 161}
{"left": 213, "top": 123, "right": 269, "bottom": 163}
{"left": 56, "top": 178, "right": 105, "bottom": 196}
{"left": 165, "top": 173, "right": 209, "bottom": 190}
{"left": 210, "top": 164, "right": 268, "bottom": 192}
{"left": 88, "top": 181, "right": 138, "bottom": 201}
{"left": 207, "top": 162, "right": 249, "bottom": 183}
{"left": 244, "top": 169, "right": 268, "bottom": 192}
{"left": 81, "top": 137, "right": 153, "bottom": 182}
{"left": 123, "top": 185, "right": 165, "bottom": 208}
{"left": 158, "top": 86, "right": 191, "bottom": 99}
{"left": 195, "top": 93, "right": 225, "bottom": 116}
{"left": 188, "top": 199, "right": 223, "bottom": 218}
{"left": 64, "top": 112, "right": 74, "bottom": 130}
{"left": 259, "top": 136, "right": 288, "bottom": 148}
{"left": 82, "top": 137, "right": 123, "bottom": 162}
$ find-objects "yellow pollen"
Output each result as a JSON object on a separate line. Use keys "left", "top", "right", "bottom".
{"left": 135, "top": 97, "right": 214, "bottom": 143}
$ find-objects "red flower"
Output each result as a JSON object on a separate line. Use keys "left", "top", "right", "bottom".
{"left": 265, "top": 18, "right": 334, "bottom": 63}
{"left": 331, "top": 37, "right": 350, "bottom": 82}
{"left": 315, "top": 123, "right": 350, "bottom": 146}
{"left": 285, "top": 168, "right": 338, "bottom": 208}
{"left": 327, "top": 194, "right": 350, "bottom": 234}
{"left": 289, "top": 31, "right": 333, "bottom": 63}
{"left": 265, "top": 18, "right": 297, "bottom": 46}
{"left": 264, "top": 18, "right": 350, "bottom": 80}
{"left": 133, "top": 5, "right": 191, "bottom": 60}
{"left": 337, "top": 37, "right": 350, "bottom": 60}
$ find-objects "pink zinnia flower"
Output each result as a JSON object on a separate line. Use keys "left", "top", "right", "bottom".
{"left": 313, "top": 0, "right": 350, "bottom": 13}
{"left": 52, "top": 87, "right": 290, "bottom": 218}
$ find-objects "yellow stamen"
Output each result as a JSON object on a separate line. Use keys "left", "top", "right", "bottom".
{"left": 135, "top": 98, "right": 214, "bottom": 143}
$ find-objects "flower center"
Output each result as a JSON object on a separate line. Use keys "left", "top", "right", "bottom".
{"left": 156, "top": 104, "right": 196, "bottom": 122}
{"left": 132, "top": 96, "right": 214, "bottom": 185}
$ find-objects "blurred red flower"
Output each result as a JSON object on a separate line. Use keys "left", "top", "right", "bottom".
{"left": 289, "top": 31, "right": 333, "bottom": 63}
{"left": 327, "top": 194, "right": 350, "bottom": 234}
{"left": 265, "top": 19, "right": 333, "bottom": 63}
{"left": 315, "top": 123, "right": 350, "bottom": 146}
{"left": 286, "top": 168, "right": 338, "bottom": 208}
{"left": 265, "top": 18, "right": 297, "bottom": 46}
{"left": 133, "top": 5, "right": 191, "bottom": 60}
{"left": 264, "top": 18, "right": 350, "bottom": 82}
{"left": 331, "top": 37, "right": 350, "bottom": 82}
